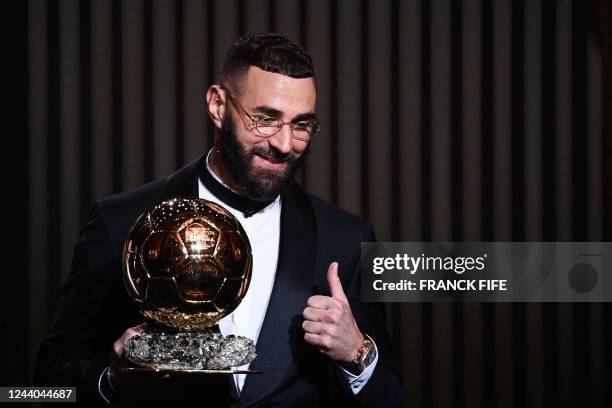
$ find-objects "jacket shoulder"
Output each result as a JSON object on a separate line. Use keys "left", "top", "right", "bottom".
{"left": 94, "top": 178, "right": 167, "bottom": 246}
{"left": 97, "top": 155, "right": 200, "bottom": 219}
{"left": 100, "top": 179, "right": 165, "bottom": 213}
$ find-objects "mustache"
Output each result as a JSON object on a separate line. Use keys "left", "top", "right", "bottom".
{"left": 249, "top": 147, "right": 294, "bottom": 163}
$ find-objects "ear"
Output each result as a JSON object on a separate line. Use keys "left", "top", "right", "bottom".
{"left": 206, "top": 85, "right": 226, "bottom": 130}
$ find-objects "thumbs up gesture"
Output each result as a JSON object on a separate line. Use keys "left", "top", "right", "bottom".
{"left": 302, "top": 262, "right": 365, "bottom": 363}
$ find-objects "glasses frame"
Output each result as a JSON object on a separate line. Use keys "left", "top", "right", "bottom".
{"left": 220, "top": 86, "right": 320, "bottom": 141}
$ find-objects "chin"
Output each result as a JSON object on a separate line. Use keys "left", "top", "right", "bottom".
{"left": 250, "top": 163, "right": 287, "bottom": 179}
{"left": 245, "top": 169, "right": 289, "bottom": 198}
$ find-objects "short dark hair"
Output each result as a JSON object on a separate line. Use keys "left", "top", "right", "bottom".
{"left": 219, "top": 33, "right": 315, "bottom": 91}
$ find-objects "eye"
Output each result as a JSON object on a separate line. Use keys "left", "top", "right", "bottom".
{"left": 293, "top": 120, "right": 313, "bottom": 131}
{"left": 255, "top": 116, "right": 278, "bottom": 126}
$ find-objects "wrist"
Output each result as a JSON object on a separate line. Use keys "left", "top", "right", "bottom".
{"left": 350, "top": 332, "right": 365, "bottom": 362}
{"left": 107, "top": 364, "right": 116, "bottom": 390}
{"left": 101, "top": 360, "right": 129, "bottom": 401}
{"left": 340, "top": 333, "right": 376, "bottom": 374}
{"left": 98, "top": 366, "right": 113, "bottom": 403}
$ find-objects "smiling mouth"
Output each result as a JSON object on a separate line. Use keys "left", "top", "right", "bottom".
{"left": 253, "top": 153, "right": 288, "bottom": 170}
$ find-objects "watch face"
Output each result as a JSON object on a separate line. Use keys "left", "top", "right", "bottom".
{"left": 362, "top": 342, "right": 377, "bottom": 367}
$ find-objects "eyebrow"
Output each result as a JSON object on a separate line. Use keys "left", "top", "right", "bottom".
{"left": 253, "top": 106, "right": 283, "bottom": 117}
{"left": 293, "top": 113, "right": 318, "bottom": 122}
{"left": 253, "top": 105, "right": 318, "bottom": 122}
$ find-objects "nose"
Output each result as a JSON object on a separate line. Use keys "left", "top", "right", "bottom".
{"left": 267, "top": 124, "right": 293, "bottom": 154}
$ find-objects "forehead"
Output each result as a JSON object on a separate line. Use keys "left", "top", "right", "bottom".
{"left": 239, "top": 66, "right": 317, "bottom": 115}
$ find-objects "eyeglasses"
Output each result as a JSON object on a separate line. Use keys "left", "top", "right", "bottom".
{"left": 221, "top": 87, "right": 320, "bottom": 141}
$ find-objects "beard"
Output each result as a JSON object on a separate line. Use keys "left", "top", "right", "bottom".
{"left": 218, "top": 115, "right": 309, "bottom": 202}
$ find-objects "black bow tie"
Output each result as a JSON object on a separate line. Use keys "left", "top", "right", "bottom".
{"left": 198, "top": 157, "right": 274, "bottom": 217}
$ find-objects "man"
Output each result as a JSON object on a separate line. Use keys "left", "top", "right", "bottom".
{"left": 35, "top": 33, "right": 402, "bottom": 407}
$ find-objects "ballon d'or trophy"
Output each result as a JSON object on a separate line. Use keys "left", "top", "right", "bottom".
{"left": 120, "top": 197, "right": 259, "bottom": 374}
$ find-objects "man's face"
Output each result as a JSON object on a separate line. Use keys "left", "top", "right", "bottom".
{"left": 219, "top": 67, "right": 317, "bottom": 202}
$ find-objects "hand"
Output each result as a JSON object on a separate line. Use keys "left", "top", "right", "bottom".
{"left": 112, "top": 322, "right": 148, "bottom": 359}
{"left": 108, "top": 323, "right": 189, "bottom": 400}
{"left": 302, "top": 262, "right": 364, "bottom": 363}
{"left": 109, "top": 323, "right": 170, "bottom": 388}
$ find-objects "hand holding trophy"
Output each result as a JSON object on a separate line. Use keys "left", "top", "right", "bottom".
{"left": 119, "top": 197, "right": 258, "bottom": 374}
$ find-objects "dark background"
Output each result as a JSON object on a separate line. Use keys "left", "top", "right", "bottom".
{"left": 4, "top": 0, "right": 612, "bottom": 407}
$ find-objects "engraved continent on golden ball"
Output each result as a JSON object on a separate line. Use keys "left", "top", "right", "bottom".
{"left": 122, "top": 198, "right": 253, "bottom": 331}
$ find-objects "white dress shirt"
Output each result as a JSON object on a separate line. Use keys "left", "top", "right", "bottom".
{"left": 200, "top": 152, "right": 281, "bottom": 393}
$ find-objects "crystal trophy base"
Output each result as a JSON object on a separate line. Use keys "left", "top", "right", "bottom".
{"left": 122, "top": 327, "right": 260, "bottom": 374}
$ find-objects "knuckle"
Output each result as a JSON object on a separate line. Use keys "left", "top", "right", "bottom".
{"left": 327, "top": 312, "right": 338, "bottom": 324}
{"left": 323, "top": 324, "right": 335, "bottom": 337}
{"left": 304, "top": 333, "right": 315, "bottom": 344}
{"left": 322, "top": 337, "right": 332, "bottom": 348}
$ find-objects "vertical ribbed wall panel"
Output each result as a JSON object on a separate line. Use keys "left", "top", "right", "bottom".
{"left": 25, "top": 1, "right": 610, "bottom": 406}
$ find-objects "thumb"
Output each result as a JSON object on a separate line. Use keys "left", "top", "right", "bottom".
{"left": 327, "top": 262, "right": 348, "bottom": 304}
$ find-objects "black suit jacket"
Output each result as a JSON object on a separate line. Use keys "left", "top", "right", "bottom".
{"left": 34, "top": 157, "right": 403, "bottom": 407}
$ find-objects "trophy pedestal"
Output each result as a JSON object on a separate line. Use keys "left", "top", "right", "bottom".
{"left": 122, "top": 327, "right": 259, "bottom": 374}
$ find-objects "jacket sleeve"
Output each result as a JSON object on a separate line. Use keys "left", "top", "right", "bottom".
{"left": 343, "top": 223, "right": 404, "bottom": 407}
{"left": 33, "top": 200, "right": 128, "bottom": 406}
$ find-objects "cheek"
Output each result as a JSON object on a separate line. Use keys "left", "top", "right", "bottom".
{"left": 291, "top": 140, "right": 309, "bottom": 155}
{"left": 235, "top": 130, "right": 261, "bottom": 149}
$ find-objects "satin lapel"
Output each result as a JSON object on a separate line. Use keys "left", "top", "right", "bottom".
{"left": 239, "top": 181, "right": 317, "bottom": 407}
{"left": 159, "top": 156, "right": 202, "bottom": 201}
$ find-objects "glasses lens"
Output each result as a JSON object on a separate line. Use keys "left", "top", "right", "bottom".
{"left": 291, "top": 129, "right": 311, "bottom": 141}
{"left": 252, "top": 117, "right": 318, "bottom": 140}
{"left": 255, "top": 122, "right": 280, "bottom": 136}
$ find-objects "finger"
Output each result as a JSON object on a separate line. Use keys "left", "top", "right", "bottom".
{"left": 124, "top": 323, "right": 148, "bottom": 340}
{"left": 303, "top": 306, "right": 328, "bottom": 322}
{"left": 302, "top": 320, "right": 339, "bottom": 338}
{"left": 113, "top": 339, "right": 124, "bottom": 358}
{"left": 327, "top": 262, "right": 348, "bottom": 304}
{"left": 302, "top": 320, "right": 323, "bottom": 334}
{"left": 307, "top": 295, "right": 337, "bottom": 310}
{"left": 125, "top": 323, "right": 148, "bottom": 336}
{"left": 304, "top": 306, "right": 342, "bottom": 324}
{"left": 132, "top": 322, "right": 149, "bottom": 333}
{"left": 114, "top": 323, "right": 149, "bottom": 357}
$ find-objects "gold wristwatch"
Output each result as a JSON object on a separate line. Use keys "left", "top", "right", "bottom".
{"left": 351, "top": 337, "right": 376, "bottom": 373}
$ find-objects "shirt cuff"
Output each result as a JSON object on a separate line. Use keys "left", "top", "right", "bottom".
{"left": 336, "top": 335, "right": 379, "bottom": 395}
{"left": 97, "top": 366, "right": 112, "bottom": 403}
